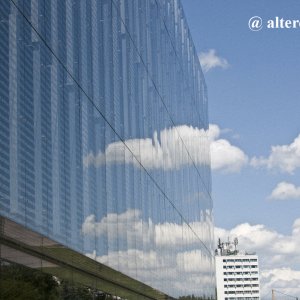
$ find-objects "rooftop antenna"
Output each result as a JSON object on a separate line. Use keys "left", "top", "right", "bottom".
{"left": 234, "top": 238, "right": 238, "bottom": 252}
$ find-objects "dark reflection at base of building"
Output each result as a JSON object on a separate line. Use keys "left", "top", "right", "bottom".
{"left": 0, "top": 216, "right": 172, "bottom": 300}
{"left": 0, "top": 260, "right": 125, "bottom": 300}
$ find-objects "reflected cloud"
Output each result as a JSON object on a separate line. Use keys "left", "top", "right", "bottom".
{"left": 86, "top": 248, "right": 214, "bottom": 297}
{"left": 82, "top": 209, "right": 215, "bottom": 297}
{"left": 84, "top": 124, "right": 248, "bottom": 173}
{"left": 176, "top": 250, "right": 212, "bottom": 273}
{"left": 83, "top": 125, "right": 210, "bottom": 170}
{"left": 82, "top": 209, "right": 155, "bottom": 248}
{"left": 82, "top": 209, "right": 214, "bottom": 249}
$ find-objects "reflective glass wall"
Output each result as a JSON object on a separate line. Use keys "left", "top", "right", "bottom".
{"left": 0, "top": 0, "right": 215, "bottom": 298}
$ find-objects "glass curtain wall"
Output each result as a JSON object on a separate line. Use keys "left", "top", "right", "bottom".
{"left": 0, "top": 0, "right": 214, "bottom": 298}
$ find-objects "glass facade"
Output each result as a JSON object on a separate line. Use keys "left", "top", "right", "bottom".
{"left": 0, "top": 0, "right": 214, "bottom": 298}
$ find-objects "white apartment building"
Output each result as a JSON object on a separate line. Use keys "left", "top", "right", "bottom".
{"left": 215, "top": 239, "right": 260, "bottom": 300}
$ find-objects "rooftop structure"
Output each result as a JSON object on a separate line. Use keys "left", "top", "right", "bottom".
{"left": 215, "top": 238, "right": 260, "bottom": 300}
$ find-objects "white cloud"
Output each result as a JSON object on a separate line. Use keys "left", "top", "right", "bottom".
{"left": 176, "top": 250, "right": 212, "bottom": 273}
{"left": 260, "top": 268, "right": 300, "bottom": 299}
{"left": 269, "top": 182, "right": 300, "bottom": 200}
{"left": 82, "top": 209, "right": 142, "bottom": 237}
{"left": 83, "top": 209, "right": 215, "bottom": 297}
{"left": 210, "top": 138, "right": 248, "bottom": 172}
{"left": 84, "top": 124, "right": 248, "bottom": 173}
{"left": 84, "top": 125, "right": 210, "bottom": 170}
{"left": 198, "top": 49, "right": 229, "bottom": 72}
{"left": 251, "top": 134, "right": 300, "bottom": 174}
{"left": 82, "top": 209, "right": 155, "bottom": 248}
{"left": 155, "top": 217, "right": 214, "bottom": 248}
{"left": 208, "top": 124, "right": 248, "bottom": 172}
{"left": 86, "top": 249, "right": 161, "bottom": 273}
{"left": 215, "top": 219, "right": 300, "bottom": 264}
{"left": 82, "top": 209, "right": 214, "bottom": 250}
{"left": 87, "top": 248, "right": 214, "bottom": 297}
{"left": 83, "top": 211, "right": 300, "bottom": 298}
{"left": 215, "top": 219, "right": 300, "bottom": 299}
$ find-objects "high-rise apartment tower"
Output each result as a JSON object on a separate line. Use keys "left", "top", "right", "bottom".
{"left": 215, "top": 239, "right": 260, "bottom": 300}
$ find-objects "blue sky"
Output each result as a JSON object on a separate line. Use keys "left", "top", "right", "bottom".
{"left": 182, "top": 0, "right": 300, "bottom": 298}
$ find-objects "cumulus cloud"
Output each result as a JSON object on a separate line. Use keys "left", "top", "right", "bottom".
{"left": 251, "top": 134, "right": 300, "bottom": 174}
{"left": 176, "top": 250, "right": 212, "bottom": 273}
{"left": 269, "top": 182, "right": 300, "bottom": 200}
{"left": 84, "top": 124, "right": 248, "bottom": 173}
{"left": 83, "top": 209, "right": 215, "bottom": 297}
{"left": 82, "top": 209, "right": 156, "bottom": 249}
{"left": 210, "top": 138, "right": 248, "bottom": 172}
{"left": 87, "top": 248, "right": 214, "bottom": 297}
{"left": 86, "top": 249, "right": 161, "bottom": 273}
{"left": 155, "top": 218, "right": 214, "bottom": 249}
{"left": 84, "top": 125, "right": 210, "bottom": 170}
{"left": 198, "top": 49, "right": 230, "bottom": 72}
{"left": 82, "top": 209, "right": 144, "bottom": 237}
{"left": 83, "top": 211, "right": 300, "bottom": 298}
{"left": 82, "top": 209, "right": 214, "bottom": 251}
{"left": 260, "top": 268, "right": 300, "bottom": 299}
{"left": 208, "top": 124, "right": 248, "bottom": 172}
{"left": 215, "top": 219, "right": 300, "bottom": 298}
{"left": 215, "top": 219, "right": 300, "bottom": 264}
